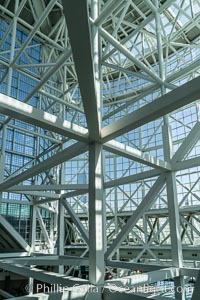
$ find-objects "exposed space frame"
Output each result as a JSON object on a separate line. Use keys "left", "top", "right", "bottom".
{"left": 0, "top": 0, "right": 200, "bottom": 300}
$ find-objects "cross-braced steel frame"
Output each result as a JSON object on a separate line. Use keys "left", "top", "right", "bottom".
{"left": 0, "top": 0, "right": 200, "bottom": 299}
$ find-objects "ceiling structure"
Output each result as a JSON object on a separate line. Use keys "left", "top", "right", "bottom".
{"left": 0, "top": 0, "right": 200, "bottom": 299}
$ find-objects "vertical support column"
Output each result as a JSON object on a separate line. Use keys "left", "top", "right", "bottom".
{"left": 57, "top": 147, "right": 65, "bottom": 274}
{"left": 143, "top": 215, "right": 148, "bottom": 245}
{"left": 28, "top": 93, "right": 42, "bottom": 294}
{"left": 154, "top": 1, "right": 185, "bottom": 298}
{"left": 30, "top": 206, "right": 37, "bottom": 253}
{"left": 29, "top": 205, "right": 36, "bottom": 295}
{"left": 162, "top": 124, "right": 173, "bottom": 162}
{"left": 0, "top": 0, "right": 19, "bottom": 203}
{"left": 196, "top": 101, "right": 200, "bottom": 121}
{"left": 88, "top": 0, "right": 105, "bottom": 293}
{"left": 0, "top": 127, "right": 6, "bottom": 185}
{"left": 58, "top": 199, "right": 65, "bottom": 273}
{"left": 113, "top": 156, "right": 120, "bottom": 276}
{"left": 89, "top": 143, "right": 106, "bottom": 291}
{"left": 57, "top": 72, "right": 67, "bottom": 274}
{"left": 92, "top": 0, "right": 101, "bottom": 120}
{"left": 166, "top": 172, "right": 185, "bottom": 300}
{"left": 50, "top": 210, "right": 55, "bottom": 250}
{"left": 6, "top": 0, "right": 18, "bottom": 96}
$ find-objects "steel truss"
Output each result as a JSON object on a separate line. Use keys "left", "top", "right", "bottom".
{"left": 0, "top": 0, "right": 200, "bottom": 299}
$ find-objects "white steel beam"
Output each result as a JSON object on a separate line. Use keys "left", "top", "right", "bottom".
{"left": 166, "top": 172, "right": 184, "bottom": 300}
{"left": 106, "top": 260, "right": 166, "bottom": 272}
{"left": 0, "top": 48, "right": 72, "bottom": 130}
{"left": 104, "top": 140, "right": 171, "bottom": 171}
{"left": 102, "top": 0, "right": 131, "bottom": 56}
{"left": 0, "top": 260, "right": 88, "bottom": 287}
{"left": 180, "top": 268, "right": 199, "bottom": 277}
{"left": 94, "top": 0, "right": 124, "bottom": 26}
{"left": 102, "top": 85, "right": 159, "bottom": 121}
{"left": 0, "top": 93, "right": 88, "bottom": 142}
{"left": 0, "top": 215, "right": 30, "bottom": 252}
{"left": 172, "top": 122, "right": 200, "bottom": 162}
{"left": 102, "top": 0, "right": 175, "bottom": 60}
{"left": 102, "top": 76, "right": 200, "bottom": 143}
{"left": 62, "top": 0, "right": 101, "bottom": 140}
{"left": 104, "top": 84, "right": 160, "bottom": 107}
{"left": 167, "top": 58, "right": 200, "bottom": 83}
{"left": 102, "top": 62, "right": 156, "bottom": 83}
{"left": 174, "top": 157, "right": 200, "bottom": 171}
{"left": 36, "top": 207, "right": 53, "bottom": 250}
{"left": 106, "top": 267, "right": 179, "bottom": 288}
{"left": 89, "top": 143, "right": 106, "bottom": 286}
{"left": 104, "top": 169, "right": 161, "bottom": 189}
{"left": 0, "top": 0, "right": 27, "bottom": 51}
{"left": 105, "top": 174, "right": 166, "bottom": 259}
{"left": 60, "top": 190, "right": 88, "bottom": 199}
{"left": 31, "top": 0, "right": 50, "bottom": 34}
{"left": 0, "top": 252, "right": 30, "bottom": 258}
{"left": 61, "top": 198, "right": 89, "bottom": 245}
{"left": 39, "top": 89, "right": 84, "bottom": 113}
{"left": 35, "top": 190, "right": 87, "bottom": 205}
{"left": 0, "top": 225, "right": 24, "bottom": 249}
{"left": 145, "top": 0, "right": 157, "bottom": 13}
{"left": 0, "top": 1, "right": 68, "bottom": 92}
{"left": 0, "top": 142, "right": 88, "bottom": 191}
{"left": 21, "top": 49, "right": 71, "bottom": 105}
{"left": 6, "top": 122, "right": 60, "bottom": 144}
{"left": 97, "top": 24, "right": 162, "bottom": 85}
{"left": 30, "top": 205, "right": 36, "bottom": 254}
{"left": 6, "top": 190, "right": 60, "bottom": 199}
{"left": 10, "top": 0, "right": 57, "bottom": 67}
{"left": 7, "top": 184, "right": 88, "bottom": 191}
{"left": 11, "top": 255, "right": 89, "bottom": 266}
{"left": 0, "top": 4, "right": 64, "bottom": 52}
